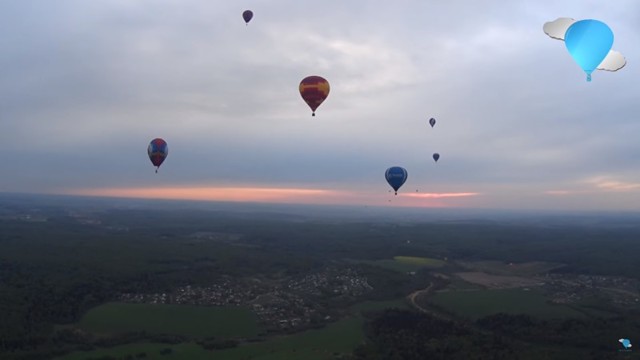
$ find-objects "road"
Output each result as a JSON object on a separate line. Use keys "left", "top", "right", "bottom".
{"left": 406, "top": 281, "right": 454, "bottom": 321}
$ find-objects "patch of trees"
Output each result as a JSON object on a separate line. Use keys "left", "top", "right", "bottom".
{"left": 196, "top": 337, "right": 239, "bottom": 350}
{"left": 350, "top": 309, "right": 515, "bottom": 360}
{"left": 476, "top": 312, "right": 640, "bottom": 352}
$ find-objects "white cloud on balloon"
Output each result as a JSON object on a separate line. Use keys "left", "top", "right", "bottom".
{"left": 597, "top": 50, "right": 626, "bottom": 71}
{"left": 543, "top": 17, "right": 626, "bottom": 72}
{"left": 543, "top": 17, "right": 576, "bottom": 40}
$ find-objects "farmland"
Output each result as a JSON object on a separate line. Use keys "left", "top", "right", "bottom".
{"left": 357, "top": 256, "right": 446, "bottom": 273}
{"left": 78, "top": 303, "right": 260, "bottom": 338}
{"left": 427, "top": 288, "right": 585, "bottom": 320}
{"left": 58, "top": 299, "right": 407, "bottom": 360}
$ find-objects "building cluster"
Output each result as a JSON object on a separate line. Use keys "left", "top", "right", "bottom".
{"left": 119, "top": 266, "right": 373, "bottom": 332}
{"left": 543, "top": 273, "right": 640, "bottom": 306}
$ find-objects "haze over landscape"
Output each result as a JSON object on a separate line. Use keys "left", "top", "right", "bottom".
{"left": 3, "top": 1, "right": 640, "bottom": 360}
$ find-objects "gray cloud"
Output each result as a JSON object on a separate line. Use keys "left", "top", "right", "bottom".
{"left": 543, "top": 17, "right": 575, "bottom": 40}
{"left": 1, "top": 0, "right": 640, "bottom": 210}
{"left": 597, "top": 50, "right": 626, "bottom": 71}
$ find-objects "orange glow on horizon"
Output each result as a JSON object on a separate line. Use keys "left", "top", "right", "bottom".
{"left": 66, "top": 187, "right": 342, "bottom": 204}
{"left": 404, "top": 192, "right": 480, "bottom": 199}
{"left": 60, "top": 187, "right": 481, "bottom": 208}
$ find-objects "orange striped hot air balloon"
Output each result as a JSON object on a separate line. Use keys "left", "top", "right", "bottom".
{"left": 299, "top": 76, "right": 329, "bottom": 116}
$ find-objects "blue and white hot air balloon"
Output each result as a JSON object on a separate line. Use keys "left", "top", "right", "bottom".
{"left": 385, "top": 167, "right": 408, "bottom": 195}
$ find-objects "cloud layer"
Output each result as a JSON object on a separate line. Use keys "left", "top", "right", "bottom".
{"left": 1, "top": 1, "right": 640, "bottom": 211}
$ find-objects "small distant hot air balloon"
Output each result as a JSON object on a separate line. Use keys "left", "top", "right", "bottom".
{"left": 299, "top": 76, "right": 330, "bottom": 116}
{"left": 242, "top": 10, "right": 253, "bottom": 25}
{"left": 385, "top": 166, "right": 408, "bottom": 195}
{"left": 148, "top": 138, "right": 168, "bottom": 173}
{"left": 429, "top": 117, "right": 436, "bottom": 128}
{"left": 433, "top": 153, "right": 440, "bottom": 162}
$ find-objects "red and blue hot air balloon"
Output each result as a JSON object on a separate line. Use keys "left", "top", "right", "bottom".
{"left": 385, "top": 166, "right": 408, "bottom": 195}
{"left": 148, "top": 138, "right": 168, "bottom": 173}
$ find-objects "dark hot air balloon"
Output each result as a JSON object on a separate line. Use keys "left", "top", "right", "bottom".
{"left": 242, "top": 10, "right": 253, "bottom": 25}
{"left": 299, "top": 76, "right": 330, "bottom": 116}
{"left": 429, "top": 117, "right": 436, "bottom": 127}
{"left": 385, "top": 166, "right": 408, "bottom": 195}
{"left": 148, "top": 138, "right": 168, "bottom": 173}
{"left": 433, "top": 153, "right": 440, "bottom": 162}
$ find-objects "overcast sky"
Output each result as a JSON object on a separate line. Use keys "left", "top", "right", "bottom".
{"left": 1, "top": 0, "right": 639, "bottom": 210}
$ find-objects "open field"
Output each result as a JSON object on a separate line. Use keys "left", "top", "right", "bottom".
{"left": 456, "top": 261, "right": 565, "bottom": 276}
{"left": 428, "top": 288, "right": 585, "bottom": 320}
{"left": 354, "top": 256, "right": 446, "bottom": 272}
{"left": 394, "top": 256, "right": 446, "bottom": 268}
{"left": 57, "top": 342, "right": 211, "bottom": 360}
{"left": 60, "top": 299, "right": 407, "bottom": 360}
{"left": 78, "top": 303, "right": 260, "bottom": 338}
{"left": 59, "top": 317, "right": 363, "bottom": 360}
{"left": 454, "top": 272, "right": 545, "bottom": 289}
{"left": 211, "top": 316, "right": 365, "bottom": 360}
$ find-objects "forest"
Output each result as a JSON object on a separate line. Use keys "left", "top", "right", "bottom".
{"left": 1, "top": 194, "right": 640, "bottom": 359}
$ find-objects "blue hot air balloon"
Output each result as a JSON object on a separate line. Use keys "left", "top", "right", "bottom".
{"left": 433, "top": 153, "right": 440, "bottom": 162}
{"left": 385, "top": 167, "right": 408, "bottom": 195}
{"left": 564, "top": 19, "right": 613, "bottom": 82}
{"left": 429, "top": 117, "right": 436, "bottom": 128}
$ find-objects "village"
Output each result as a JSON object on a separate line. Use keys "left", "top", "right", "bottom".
{"left": 119, "top": 266, "right": 373, "bottom": 333}
{"left": 543, "top": 273, "right": 640, "bottom": 306}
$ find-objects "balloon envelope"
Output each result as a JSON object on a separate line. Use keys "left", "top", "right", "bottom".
{"left": 385, "top": 167, "right": 408, "bottom": 195}
{"left": 242, "top": 10, "right": 253, "bottom": 24}
{"left": 433, "top": 153, "right": 440, "bottom": 162}
{"left": 429, "top": 118, "right": 436, "bottom": 127}
{"left": 299, "top": 76, "right": 330, "bottom": 116}
{"left": 148, "top": 138, "right": 168, "bottom": 172}
{"left": 564, "top": 19, "right": 613, "bottom": 81}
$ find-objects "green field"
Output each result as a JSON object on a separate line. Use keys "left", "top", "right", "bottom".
{"left": 394, "top": 256, "right": 446, "bottom": 267}
{"left": 59, "top": 318, "right": 363, "bottom": 360}
{"left": 428, "top": 288, "right": 585, "bottom": 320}
{"left": 57, "top": 342, "right": 212, "bottom": 360}
{"left": 357, "top": 256, "right": 446, "bottom": 272}
{"left": 78, "top": 303, "right": 260, "bottom": 338}
{"left": 457, "top": 260, "right": 565, "bottom": 276}
{"left": 211, "top": 316, "right": 365, "bottom": 360}
{"left": 59, "top": 299, "right": 406, "bottom": 360}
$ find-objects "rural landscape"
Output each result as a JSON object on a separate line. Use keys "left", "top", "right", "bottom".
{"left": 1, "top": 193, "right": 640, "bottom": 359}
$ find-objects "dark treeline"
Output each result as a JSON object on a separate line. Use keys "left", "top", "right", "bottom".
{"left": 350, "top": 309, "right": 638, "bottom": 360}
{"left": 350, "top": 309, "right": 516, "bottom": 360}
{"left": 476, "top": 312, "right": 640, "bottom": 354}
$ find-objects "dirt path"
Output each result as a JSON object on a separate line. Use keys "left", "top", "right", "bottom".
{"left": 407, "top": 282, "right": 434, "bottom": 311}
{"left": 406, "top": 282, "right": 452, "bottom": 320}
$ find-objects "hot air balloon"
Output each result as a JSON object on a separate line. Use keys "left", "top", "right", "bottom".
{"left": 433, "top": 153, "right": 440, "bottom": 162}
{"left": 429, "top": 118, "right": 436, "bottom": 127}
{"left": 385, "top": 167, "right": 408, "bottom": 195}
{"left": 299, "top": 76, "right": 330, "bottom": 116}
{"left": 564, "top": 19, "right": 613, "bottom": 82}
{"left": 148, "top": 138, "right": 168, "bottom": 173}
{"left": 242, "top": 10, "right": 253, "bottom": 25}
